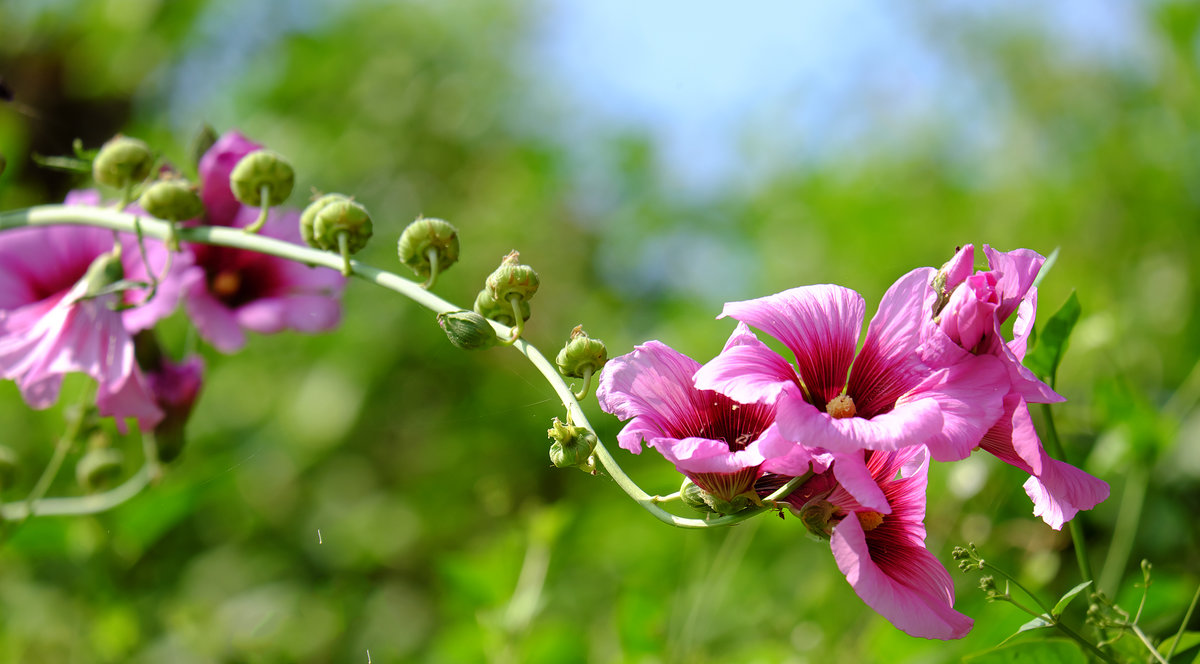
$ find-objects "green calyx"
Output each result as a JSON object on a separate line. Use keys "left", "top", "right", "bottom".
{"left": 679, "top": 478, "right": 758, "bottom": 515}
{"left": 436, "top": 310, "right": 499, "bottom": 351}
{"left": 82, "top": 249, "right": 126, "bottom": 299}
{"left": 314, "top": 198, "right": 373, "bottom": 253}
{"left": 139, "top": 178, "right": 204, "bottom": 221}
{"left": 474, "top": 288, "right": 530, "bottom": 326}
{"left": 397, "top": 217, "right": 460, "bottom": 280}
{"left": 555, "top": 325, "right": 608, "bottom": 378}
{"left": 92, "top": 135, "right": 153, "bottom": 190}
{"left": 230, "top": 149, "right": 295, "bottom": 208}
{"left": 485, "top": 250, "right": 539, "bottom": 304}
{"left": 796, "top": 498, "right": 837, "bottom": 541}
{"left": 547, "top": 418, "right": 597, "bottom": 472}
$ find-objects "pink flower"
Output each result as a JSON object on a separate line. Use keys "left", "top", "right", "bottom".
{"left": 763, "top": 447, "right": 972, "bottom": 640}
{"left": 139, "top": 340, "right": 204, "bottom": 462}
{"left": 0, "top": 224, "right": 167, "bottom": 429}
{"left": 596, "top": 325, "right": 800, "bottom": 503}
{"left": 925, "top": 245, "right": 1108, "bottom": 528}
{"left": 695, "top": 269, "right": 1009, "bottom": 508}
{"left": 198, "top": 130, "right": 262, "bottom": 226}
{"left": 180, "top": 131, "right": 345, "bottom": 353}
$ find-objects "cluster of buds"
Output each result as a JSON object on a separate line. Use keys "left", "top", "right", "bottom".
{"left": 474, "top": 251, "right": 540, "bottom": 345}
{"left": 951, "top": 544, "right": 987, "bottom": 572}
{"left": 300, "top": 193, "right": 374, "bottom": 275}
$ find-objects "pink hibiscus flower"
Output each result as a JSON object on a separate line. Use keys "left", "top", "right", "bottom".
{"left": 596, "top": 325, "right": 803, "bottom": 506}
{"left": 763, "top": 447, "right": 973, "bottom": 640}
{"left": 0, "top": 223, "right": 172, "bottom": 429}
{"left": 925, "top": 245, "right": 1108, "bottom": 529}
{"left": 179, "top": 131, "right": 345, "bottom": 353}
{"left": 695, "top": 269, "right": 1009, "bottom": 509}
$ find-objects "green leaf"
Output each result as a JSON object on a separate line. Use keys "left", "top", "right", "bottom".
{"left": 996, "top": 616, "right": 1053, "bottom": 646}
{"left": 964, "top": 638, "right": 1089, "bottom": 664}
{"left": 1051, "top": 580, "right": 1093, "bottom": 618}
{"left": 1025, "top": 291, "right": 1081, "bottom": 387}
{"left": 1031, "top": 247, "right": 1060, "bottom": 289}
{"left": 1158, "top": 630, "right": 1200, "bottom": 660}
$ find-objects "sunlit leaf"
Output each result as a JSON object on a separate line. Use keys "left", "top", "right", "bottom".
{"left": 1051, "top": 580, "right": 1092, "bottom": 618}
{"left": 963, "top": 638, "right": 1088, "bottom": 663}
{"left": 1025, "top": 291, "right": 1081, "bottom": 387}
{"left": 1157, "top": 630, "right": 1200, "bottom": 660}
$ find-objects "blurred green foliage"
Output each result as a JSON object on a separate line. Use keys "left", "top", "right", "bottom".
{"left": 1, "top": 0, "right": 1199, "bottom": 662}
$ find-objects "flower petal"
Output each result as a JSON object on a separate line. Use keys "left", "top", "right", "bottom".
{"left": 1024, "top": 457, "right": 1110, "bottom": 530}
{"left": 831, "top": 516, "right": 973, "bottom": 640}
{"left": 693, "top": 337, "right": 798, "bottom": 406}
{"left": 984, "top": 245, "right": 1044, "bottom": 324}
{"left": 597, "top": 341, "right": 702, "bottom": 452}
{"left": 199, "top": 131, "right": 263, "bottom": 226}
{"left": 848, "top": 267, "right": 935, "bottom": 416}
{"left": 776, "top": 395, "right": 943, "bottom": 454}
{"left": 905, "top": 354, "right": 1008, "bottom": 462}
{"left": 721, "top": 285, "right": 863, "bottom": 408}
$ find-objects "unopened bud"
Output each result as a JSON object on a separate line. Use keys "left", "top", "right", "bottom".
{"left": 437, "top": 310, "right": 498, "bottom": 351}
{"left": 556, "top": 326, "right": 607, "bottom": 378}
{"left": 139, "top": 178, "right": 204, "bottom": 221}
{"left": 312, "top": 197, "right": 373, "bottom": 254}
{"left": 300, "top": 193, "right": 347, "bottom": 248}
{"left": 979, "top": 575, "right": 998, "bottom": 595}
{"left": 485, "top": 250, "right": 539, "bottom": 304}
{"left": 93, "top": 136, "right": 153, "bottom": 189}
{"left": 797, "top": 498, "right": 837, "bottom": 540}
{"left": 474, "top": 288, "right": 530, "bottom": 326}
{"left": 82, "top": 249, "right": 125, "bottom": 298}
{"left": 75, "top": 447, "right": 124, "bottom": 492}
{"left": 547, "top": 418, "right": 596, "bottom": 471}
{"left": 680, "top": 478, "right": 712, "bottom": 512}
{"left": 397, "top": 217, "right": 460, "bottom": 280}
{"left": 229, "top": 149, "right": 294, "bottom": 207}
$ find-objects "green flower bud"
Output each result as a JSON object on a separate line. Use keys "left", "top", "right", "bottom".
{"left": 312, "top": 198, "right": 373, "bottom": 254}
{"left": 473, "top": 289, "right": 530, "bottom": 326}
{"left": 138, "top": 178, "right": 204, "bottom": 221}
{"left": 82, "top": 249, "right": 125, "bottom": 299}
{"left": 229, "top": 149, "right": 294, "bottom": 207}
{"left": 92, "top": 135, "right": 153, "bottom": 190}
{"left": 556, "top": 326, "right": 608, "bottom": 378}
{"left": 547, "top": 418, "right": 596, "bottom": 471}
{"left": 437, "top": 310, "right": 499, "bottom": 350}
{"left": 397, "top": 217, "right": 460, "bottom": 280}
{"left": 0, "top": 444, "right": 19, "bottom": 491}
{"left": 299, "top": 193, "right": 348, "bottom": 248}
{"left": 485, "top": 250, "right": 539, "bottom": 304}
{"left": 75, "top": 447, "right": 124, "bottom": 493}
{"left": 796, "top": 498, "right": 837, "bottom": 540}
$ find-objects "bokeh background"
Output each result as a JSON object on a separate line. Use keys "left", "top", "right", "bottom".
{"left": 1, "top": 1, "right": 1198, "bottom": 662}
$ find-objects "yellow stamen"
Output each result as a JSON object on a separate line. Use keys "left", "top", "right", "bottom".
{"left": 211, "top": 271, "right": 241, "bottom": 299}
{"left": 858, "top": 510, "right": 884, "bottom": 531}
{"left": 826, "top": 394, "right": 857, "bottom": 419}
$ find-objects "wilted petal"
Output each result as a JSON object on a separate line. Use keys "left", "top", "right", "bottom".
{"left": 984, "top": 245, "right": 1044, "bottom": 324}
{"left": 721, "top": 285, "right": 863, "bottom": 408}
{"left": 1024, "top": 458, "right": 1110, "bottom": 530}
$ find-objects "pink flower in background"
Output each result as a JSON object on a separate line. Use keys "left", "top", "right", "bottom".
{"left": 142, "top": 350, "right": 204, "bottom": 462}
{"left": 198, "top": 130, "right": 262, "bottom": 226}
{"left": 0, "top": 225, "right": 165, "bottom": 429}
{"left": 179, "top": 205, "right": 345, "bottom": 353}
{"left": 180, "top": 131, "right": 345, "bottom": 353}
{"left": 694, "top": 269, "right": 1008, "bottom": 508}
{"left": 596, "top": 325, "right": 802, "bottom": 504}
{"left": 925, "top": 245, "right": 1108, "bottom": 528}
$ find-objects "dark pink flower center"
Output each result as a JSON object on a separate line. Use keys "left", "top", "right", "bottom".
{"left": 666, "top": 390, "right": 774, "bottom": 453}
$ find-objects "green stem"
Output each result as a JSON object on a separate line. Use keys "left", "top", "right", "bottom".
{"left": 1166, "top": 583, "right": 1200, "bottom": 662}
{"left": 244, "top": 185, "right": 270, "bottom": 233}
{"left": 1038, "top": 403, "right": 1096, "bottom": 585}
{"left": 1052, "top": 621, "right": 1121, "bottom": 664}
{"left": 573, "top": 367, "right": 593, "bottom": 400}
{"left": 0, "top": 464, "right": 153, "bottom": 520}
{"left": 1099, "top": 467, "right": 1147, "bottom": 596}
{"left": 1130, "top": 624, "right": 1169, "bottom": 664}
{"left": 337, "top": 231, "right": 352, "bottom": 276}
{"left": 982, "top": 560, "right": 1056, "bottom": 618}
{"left": 0, "top": 204, "right": 783, "bottom": 530}
{"left": 423, "top": 247, "right": 439, "bottom": 290}
{"left": 652, "top": 491, "right": 681, "bottom": 504}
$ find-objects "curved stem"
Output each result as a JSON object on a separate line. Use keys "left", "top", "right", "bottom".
{"left": 982, "top": 560, "right": 1056, "bottom": 618}
{"left": 0, "top": 464, "right": 153, "bottom": 520}
{"left": 500, "top": 294, "right": 526, "bottom": 346}
{"left": 573, "top": 367, "right": 593, "bottom": 401}
{"left": 244, "top": 185, "right": 270, "bottom": 234}
{"left": 1166, "top": 583, "right": 1200, "bottom": 662}
{"left": 0, "top": 205, "right": 778, "bottom": 530}
{"left": 423, "top": 247, "right": 439, "bottom": 290}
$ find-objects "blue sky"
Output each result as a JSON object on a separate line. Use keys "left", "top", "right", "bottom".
{"left": 531, "top": 1, "right": 1147, "bottom": 191}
